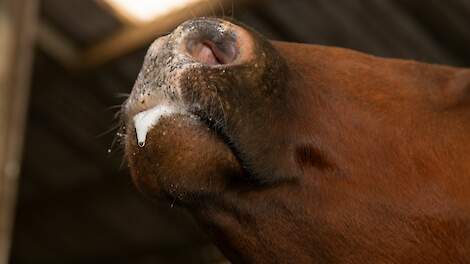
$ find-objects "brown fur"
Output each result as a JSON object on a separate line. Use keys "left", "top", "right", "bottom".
{"left": 124, "top": 18, "right": 470, "bottom": 263}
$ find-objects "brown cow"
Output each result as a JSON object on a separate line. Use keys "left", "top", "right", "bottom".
{"left": 122, "top": 18, "right": 470, "bottom": 263}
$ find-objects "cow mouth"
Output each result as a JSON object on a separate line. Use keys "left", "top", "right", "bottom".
{"left": 129, "top": 98, "right": 245, "bottom": 162}
{"left": 131, "top": 103, "right": 230, "bottom": 145}
{"left": 125, "top": 99, "right": 253, "bottom": 199}
{"left": 191, "top": 108, "right": 235, "bottom": 150}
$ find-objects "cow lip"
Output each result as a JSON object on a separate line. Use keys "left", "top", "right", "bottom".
{"left": 191, "top": 108, "right": 232, "bottom": 145}
{"left": 128, "top": 101, "right": 255, "bottom": 188}
{"left": 132, "top": 104, "right": 186, "bottom": 147}
{"left": 191, "top": 108, "right": 252, "bottom": 177}
{"left": 129, "top": 102, "right": 240, "bottom": 163}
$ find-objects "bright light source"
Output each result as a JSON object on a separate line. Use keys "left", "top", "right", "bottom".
{"left": 103, "top": 0, "right": 204, "bottom": 23}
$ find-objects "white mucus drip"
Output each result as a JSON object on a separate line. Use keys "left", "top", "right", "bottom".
{"left": 133, "top": 105, "right": 179, "bottom": 147}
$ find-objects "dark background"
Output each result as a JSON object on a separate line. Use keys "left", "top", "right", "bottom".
{"left": 10, "top": 0, "right": 470, "bottom": 263}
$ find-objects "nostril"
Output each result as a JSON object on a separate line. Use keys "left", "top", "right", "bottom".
{"left": 185, "top": 37, "right": 239, "bottom": 65}
{"left": 177, "top": 19, "right": 255, "bottom": 66}
{"left": 197, "top": 42, "right": 222, "bottom": 65}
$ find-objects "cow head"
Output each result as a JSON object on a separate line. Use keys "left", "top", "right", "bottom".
{"left": 122, "top": 18, "right": 470, "bottom": 263}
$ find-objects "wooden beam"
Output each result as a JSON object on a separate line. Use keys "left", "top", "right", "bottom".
{"left": 79, "top": 0, "right": 245, "bottom": 68}
{"left": 38, "top": 0, "right": 261, "bottom": 70}
{"left": 0, "top": 0, "right": 38, "bottom": 262}
{"left": 36, "top": 21, "right": 81, "bottom": 69}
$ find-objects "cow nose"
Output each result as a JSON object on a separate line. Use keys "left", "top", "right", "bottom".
{"left": 177, "top": 18, "right": 253, "bottom": 66}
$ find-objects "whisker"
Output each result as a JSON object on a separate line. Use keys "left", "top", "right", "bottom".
{"left": 215, "top": 90, "right": 227, "bottom": 130}
{"left": 115, "top": 93, "right": 130, "bottom": 99}
{"left": 119, "top": 156, "right": 127, "bottom": 170}
{"left": 109, "top": 124, "right": 128, "bottom": 155}
{"left": 157, "top": 31, "right": 172, "bottom": 37}
{"left": 96, "top": 123, "right": 121, "bottom": 138}
{"left": 108, "top": 133, "right": 119, "bottom": 154}
{"left": 109, "top": 129, "right": 125, "bottom": 152}
{"left": 106, "top": 105, "right": 124, "bottom": 111}
{"left": 113, "top": 109, "right": 123, "bottom": 120}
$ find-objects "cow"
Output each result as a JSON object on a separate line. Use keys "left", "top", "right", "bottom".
{"left": 122, "top": 18, "right": 470, "bottom": 263}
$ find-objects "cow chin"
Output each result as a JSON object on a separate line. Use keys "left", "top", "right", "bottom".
{"left": 125, "top": 111, "right": 245, "bottom": 206}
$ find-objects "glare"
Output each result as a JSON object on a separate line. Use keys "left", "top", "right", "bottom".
{"left": 103, "top": 0, "right": 204, "bottom": 23}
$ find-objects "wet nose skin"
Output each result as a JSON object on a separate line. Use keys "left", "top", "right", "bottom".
{"left": 123, "top": 19, "right": 233, "bottom": 144}
{"left": 123, "top": 18, "right": 283, "bottom": 119}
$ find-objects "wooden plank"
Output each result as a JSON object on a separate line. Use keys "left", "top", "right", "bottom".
{"left": 36, "top": 21, "right": 81, "bottom": 69}
{"left": 38, "top": 0, "right": 260, "bottom": 69}
{"left": 42, "top": 0, "right": 123, "bottom": 46}
{"left": 79, "top": 0, "right": 245, "bottom": 68}
{"left": 0, "top": 0, "right": 38, "bottom": 263}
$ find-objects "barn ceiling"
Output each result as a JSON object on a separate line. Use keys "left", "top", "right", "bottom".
{"left": 10, "top": 0, "right": 470, "bottom": 263}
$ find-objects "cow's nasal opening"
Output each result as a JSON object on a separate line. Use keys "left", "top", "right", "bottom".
{"left": 186, "top": 37, "right": 238, "bottom": 65}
